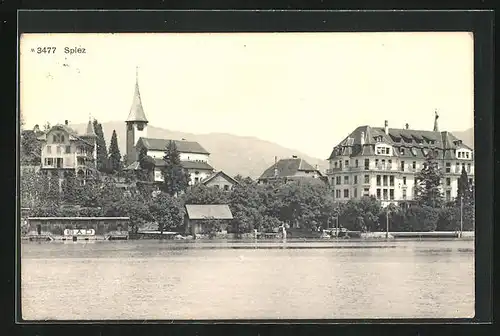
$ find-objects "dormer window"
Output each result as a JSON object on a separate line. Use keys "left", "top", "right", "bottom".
{"left": 137, "top": 123, "right": 145, "bottom": 131}
{"left": 400, "top": 148, "right": 405, "bottom": 155}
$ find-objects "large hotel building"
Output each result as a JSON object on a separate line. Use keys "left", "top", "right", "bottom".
{"left": 326, "top": 116, "right": 474, "bottom": 206}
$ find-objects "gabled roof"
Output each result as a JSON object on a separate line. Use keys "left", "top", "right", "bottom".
{"left": 185, "top": 204, "right": 233, "bottom": 220}
{"left": 202, "top": 171, "right": 240, "bottom": 186}
{"left": 126, "top": 68, "right": 148, "bottom": 123}
{"left": 328, "top": 124, "right": 473, "bottom": 160}
{"left": 137, "top": 137, "right": 210, "bottom": 155}
{"left": 37, "top": 124, "right": 93, "bottom": 146}
{"left": 259, "top": 157, "right": 322, "bottom": 180}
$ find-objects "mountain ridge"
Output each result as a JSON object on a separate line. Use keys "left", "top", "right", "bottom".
{"left": 71, "top": 121, "right": 329, "bottom": 179}
{"left": 70, "top": 121, "right": 473, "bottom": 179}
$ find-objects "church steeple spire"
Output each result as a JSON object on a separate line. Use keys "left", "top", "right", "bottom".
{"left": 84, "top": 114, "right": 97, "bottom": 137}
{"left": 126, "top": 66, "right": 148, "bottom": 123}
{"left": 433, "top": 110, "right": 439, "bottom": 132}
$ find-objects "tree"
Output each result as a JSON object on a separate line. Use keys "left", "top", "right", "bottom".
{"left": 138, "top": 146, "right": 155, "bottom": 181}
{"left": 182, "top": 184, "right": 229, "bottom": 205}
{"left": 108, "top": 130, "right": 122, "bottom": 173}
{"left": 20, "top": 130, "right": 41, "bottom": 165}
{"left": 93, "top": 119, "right": 109, "bottom": 173}
{"left": 160, "top": 141, "right": 190, "bottom": 196}
{"left": 148, "top": 193, "right": 185, "bottom": 235}
{"left": 455, "top": 167, "right": 475, "bottom": 231}
{"left": 404, "top": 205, "right": 439, "bottom": 232}
{"left": 339, "top": 197, "right": 382, "bottom": 232}
{"left": 415, "top": 151, "right": 444, "bottom": 208}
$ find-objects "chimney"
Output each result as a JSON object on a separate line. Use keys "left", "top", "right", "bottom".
{"left": 292, "top": 155, "right": 298, "bottom": 159}
{"left": 405, "top": 123, "right": 409, "bottom": 130}
{"left": 384, "top": 120, "right": 389, "bottom": 134}
{"left": 360, "top": 131, "right": 365, "bottom": 146}
{"left": 65, "top": 120, "right": 69, "bottom": 126}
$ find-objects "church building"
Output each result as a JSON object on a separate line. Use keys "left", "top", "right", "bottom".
{"left": 123, "top": 68, "right": 215, "bottom": 185}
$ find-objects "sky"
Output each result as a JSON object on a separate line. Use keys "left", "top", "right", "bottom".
{"left": 20, "top": 32, "right": 474, "bottom": 159}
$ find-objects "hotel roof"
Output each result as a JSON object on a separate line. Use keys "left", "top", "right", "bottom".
{"left": 328, "top": 124, "right": 473, "bottom": 161}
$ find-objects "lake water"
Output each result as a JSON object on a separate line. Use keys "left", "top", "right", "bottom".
{"left": 20, "top": 239, "right": 475, "bottom": 320}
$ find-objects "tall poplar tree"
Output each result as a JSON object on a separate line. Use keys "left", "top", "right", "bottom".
{"left": 456, "top": 166, "right": 475, "bottom": 230}
{"left": 160, "top": 141, "right": 189, "bottom": 196}
{"left": 415, "top": 150, "right": 444, "bottom": 208}
{"left": 93, "top": 119, "right": 109, "bottom": 173}
{"left": 108, "top": 130, "right": 122, "bottom": 173}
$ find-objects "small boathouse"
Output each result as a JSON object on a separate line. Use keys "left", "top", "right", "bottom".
{"left": 25, "top": 217, "right": 130, "bottom": 241}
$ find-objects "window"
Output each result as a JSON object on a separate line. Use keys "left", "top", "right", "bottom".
{"left": 468, "top": 178, "right": 473, "bottom": 186}
{"left": 376, "top": 188, "right": 381, "bottom": 199}
{"left": 345, "top": 160, "right": 349, "bottom": 167}
{"left": 389, "top": 189, "right": 394, "bottom": 200}
{"left": 127, "top": 124, "right": 133, "bottom": 131}
{"left": 44, "top": 158, "right": 53, "bottom": 166}
{"left": 383, "top": 189, "right": 388, "bottom": 200}
{"left": 61, "top": 135, "right": 65, "bottom": 142}
{"left": 462, "top": 163, "right": 466, "bottom": 171}
{"left": 65, "top": 146, "right": 71, "bottom": 154}
{"left": 445, "top": 162, "right": 451, "bottom": 173}
{"left": 364, "top": 159, "right": 369, "bottom": 170}
{"left": 363, "top": 188, "right": 370, "bottom": 196}
{"left": 364, "top": 175, "right": 369, "bottom": 184}
{"left": 400, "top": 147, "right": 405, "bottom": 155}
{"left": 446, "top": 190, "right": 451, "bottom": 202}
{"left": 56, "top": 146, "right": 61, "bottom": 154}
{"left": 52, "top": 135, "right": 58, "bottom": 142}
{"left": 446, "top": 178, "right": 451, "bottom": 186}
{"left": 412, "top": 161, "right": 416, "bottom": 169}
{"left": 224, "top": 185, "right": 229, "bottom": 191}
{"left": 466, "top": 152, "right": 470, "bottom": 159}
{"left": 402, "top": 189, "right": 407, "bottom": 200}
{"left": 137, "top": 123, "right": 144, "bottom": 131}
{"left": 400, "top": 161, "right": 405, "bottom": 171}
{"left": 375, "top": 159, "right": 379, "bottom": 167}
{"left": 388, "top": 159, "right": 392, "bottom": 168}
{"left": 339, "top": 161, "right": 343, "bottom": 169}
{"left": 194, "top": 177, "right": 199, "bottom": 183}
{"left": 376, "top": 175, "right": 381, "bottom": 186}
{"left": 336, "top": 176, "right": 341, "bottom": 185}
{"left": 389, "top": 176, "right": 394, "bottom": 186}
{"left": 354, "top": 175, "right": 358, "bottom": 184}
{"left": 467, "top": 164, "right": 471, "bottom": 173}
{"left": 343, "top": 189, "right": 349, "bottom": 198}
{"left": 355, "top": 160, "right": 359, "bottom": 168}
{"left": 334, "top": 162, "right": 338, "bottom": 168}
{"left": 47, "top": 145, "right": 52, "bottom": 154}
{"left": 354, "top": 189, "right": 358, "bottom": 198}
{"left": 403, "top": 176, "right": 407, "bottom": 185}
{"left": 344, "top": 176, "right": 349, "bottom": 184}
{"left": 382, "top": 175, "right": 388, "bottom": 186}
{"left": 336, "top": 190, "right": 341, "bottom": 198}
{"left": 56, "top": 158, "right": 63, "bottom": 168}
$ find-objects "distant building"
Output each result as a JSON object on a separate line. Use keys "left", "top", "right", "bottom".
{"left": 258, "top": 156, "right": 324, "bottom": 184}
{"left": 202, "top": 171, "right": 240, "bottom": 191}
{"left": 37, "top": 119, "right": 97, "bottom": 185}
{"left": 326, "top": 115, "right": 474, "bottom": 206}
{"left": 123, "top": 67, "right": 215, "bottom": 185}
{"left": 184, "top": 204, "right": 234, "bottom": 236}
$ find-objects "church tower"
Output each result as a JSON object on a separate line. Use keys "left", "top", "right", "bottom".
{"left": 125, "top": 67, "right": 148, "bottom": 165}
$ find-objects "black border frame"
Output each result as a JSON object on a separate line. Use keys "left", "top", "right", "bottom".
{"left": 6, "top": 8, "right": 494, "bottom": 335}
